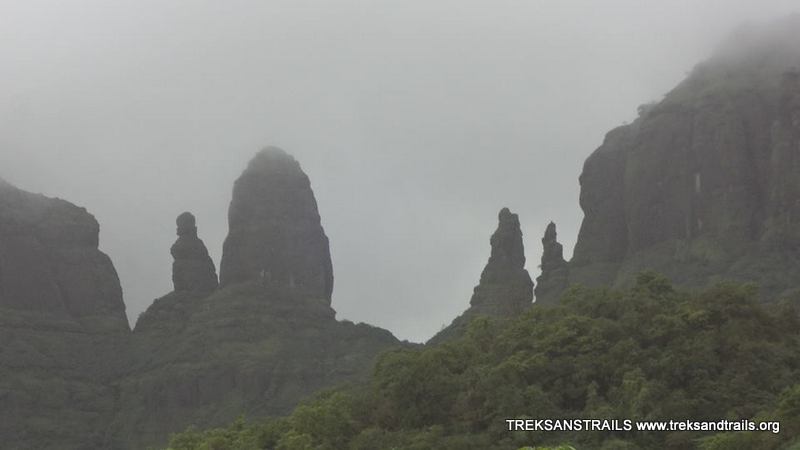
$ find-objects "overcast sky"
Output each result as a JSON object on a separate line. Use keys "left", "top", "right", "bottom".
{"left": 1, "top": 0, "right": 797, "bottom": 342}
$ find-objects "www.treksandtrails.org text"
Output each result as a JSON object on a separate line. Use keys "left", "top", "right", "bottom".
{"left": 506, "top": 419, "right": 780, "bottom": 434}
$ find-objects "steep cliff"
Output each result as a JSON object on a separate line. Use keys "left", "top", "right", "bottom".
{"left": 428, "top": 208, "right": 533, "bottom": 344}
{"left": 0, "top": 180, "right": 128, "bottom": 331}
{"left": 543, "top": 16, "right": 800, "bottom": 302}
{"left": 0, "top": 180, "right": 130, "bottom": 449}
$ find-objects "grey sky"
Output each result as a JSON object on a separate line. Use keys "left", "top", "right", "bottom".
{"left": 1, "top": 0, "right": 797, "bottom": 342}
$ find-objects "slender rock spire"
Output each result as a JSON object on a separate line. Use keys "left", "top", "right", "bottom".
{"left": 468, "top": 208, "right": 534, "bottom": 314}
{"left": 171, "top": 212, "right": 218, "bottom": 293}
{"left": 428, "top": 208, "right": 533, "bottom": 344}
{"left": 535, "top": 221, "right": 569, "bottom": 305}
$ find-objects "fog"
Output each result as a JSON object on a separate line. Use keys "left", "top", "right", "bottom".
{"left": 0, "top": 0, "right": 797, "bottom": 342}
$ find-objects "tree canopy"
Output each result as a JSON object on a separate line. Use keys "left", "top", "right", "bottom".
{"left": 166, "top": 273, "right": 800, "bottom": 449}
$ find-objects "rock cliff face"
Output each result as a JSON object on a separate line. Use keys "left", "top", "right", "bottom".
{"left": 219, "top": 147, "right": 333, "bottom": 303}
{"left": 0, "top": 180, "right": 128, "bottom": 331}
{"left": 429, "top": 208, "right": 533, "bottom": 344}
{"left": 540, "top": 16, "right": 800, "bottom": 302}
{"left": 171, "top": 212, "right": 218, "bottom": 293}
{"left": 0, "top": 180, "right": 130, "bottom": 449}
{"left": 6, "top": 15, "right": 800, "bottom": 449}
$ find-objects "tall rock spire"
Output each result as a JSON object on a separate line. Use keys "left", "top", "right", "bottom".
{"left": 170, "top": 212, "right": 218, "bottom": 293}
{"left": 219, "top": 147, "right": 334, "bottom": 303}
{"left": 428, "top": 208, "right": 533, "bottom": 344}
{"left": 468, "top": 208, "right": 534, "bottom": 314}
{"left": 534, "top": 221, "right": 569, "bottom": 305}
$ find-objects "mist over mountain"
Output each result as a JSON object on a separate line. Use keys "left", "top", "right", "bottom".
{"left": 3, "top": 3, "right": 800, "bottom": 450}
{"left": 537, "top": 15, "right": 800, "bottom": 304}
{"left": 2, "top": 0, "right": 799, "bottom": 343}
{"left": 163, "top": 15, "right": 800, "bottom": 450}
{"left": 1, "top": 149, "right": 404, "bottom": 449}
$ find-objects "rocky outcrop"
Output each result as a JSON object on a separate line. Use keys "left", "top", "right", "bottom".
{"left": 0, "top": 180, "right": 131, "bottom": 449}
{"left": 219, "top": 147, "right": 334, "bottom": 304}
{"left": 171, "top": 212, "right": 218, "bottom": 293}
{"left": 9, "top": 16, "right": 800, "bottom": 448}
{"left": 0, "top": 180, "right": 128, "bottom": 331}
{"left": 552, "top": 16, "right": 800, "bottom": 301}
{"left": 468, "top": 208, "right": 534, "bottom": 315}
{"left": 119, "top": 148, "right": 401, "bottom": 449}
{"left": 534, "top": 222, "right": 568, "bottom": 305}
{"left": 429, "top": 208, "right": 533, "bottom": 344}
{"left": 0, "top": 151, "right": 403, "bottom": 449}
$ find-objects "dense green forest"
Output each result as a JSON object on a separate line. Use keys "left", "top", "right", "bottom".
{"left": 165, "top": 273, "right": 800, "bottom": 449}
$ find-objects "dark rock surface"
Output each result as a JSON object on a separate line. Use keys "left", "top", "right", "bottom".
{"left": 6, "top": 16, "right": 800, "bottom": 449}
{"left": 171, "top": 212, "right": 218, "bottom": 293}
{"left": 0, "top": 180, "right": 130, "bottom": 449}
{"left": 468, "top": 208, "right": 534, "bottom": 315}
{"left": 551, "top": 16, "right": 800, "bottom": 302}
{"left": 119, "top": 149, "right": 402, "bottom": 449}
{"left": 0, "top": 149, "right": 403, "bottom": 449}
{"left": 534, "top": 222, "right": 569, "bottom": 305}
{"left": 0, "top": 180, "right": 128, "bottom": 331}
{"left": 219, "top": 147, "right": 334, "bottom": 304}
{"left": 429, "top": 208, "right": 533, "bottom": 344}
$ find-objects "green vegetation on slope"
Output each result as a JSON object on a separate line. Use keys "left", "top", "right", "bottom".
{"left": 111, "top": 282, "right": 400, "bottom": 449}
{"left": 166, "top": 273, "right": 800, "bottom": 449}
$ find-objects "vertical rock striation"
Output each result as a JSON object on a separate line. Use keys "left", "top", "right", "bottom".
{"left": 219, "top": 147, "right": 333, "bottom": 303}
